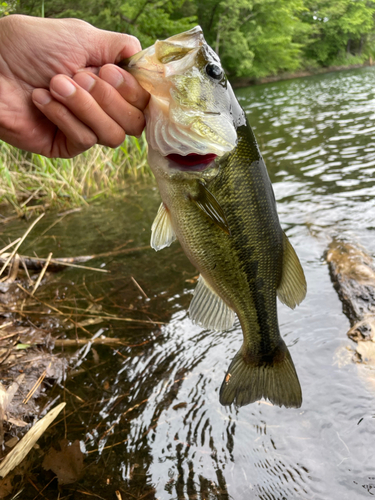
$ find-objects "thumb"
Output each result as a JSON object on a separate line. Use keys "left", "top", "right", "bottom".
{"left": 84, "top": 26, "right": 142, "bottom": 67}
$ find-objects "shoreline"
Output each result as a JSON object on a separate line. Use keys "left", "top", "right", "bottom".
{"left": 231, "top": 62, "right": 372, "bottom": 88}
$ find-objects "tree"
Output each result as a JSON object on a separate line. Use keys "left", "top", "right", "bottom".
{"left": 13, "top": 0, "right": 197, "bottom": 49}
{"left": 198, "top": 0, "right": 310, "bottom": 78}
{"left": 4, "top": 0, "right": 375, "bottom": 78}
{"left": 302, "top": 0, "right": 375, "bottom": 66}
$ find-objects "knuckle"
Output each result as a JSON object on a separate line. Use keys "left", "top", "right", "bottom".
{"left": 128, "top": 88, "right": 150, "bottom": 110}
{"left": 75, "top": 131, "right": 97, "bottom": 151}
{"left": 124, "top": 111, "right": 145, "bottom": 136}
{"left": 78, "top": 96, "right": 96, "bottom": 115}
{"left": 101, "top": 129, "right": 125, "bottom": 149}
{"left": 98, "top": 84, "right": 116, "bottom": 108}
{"left": 55, "top": 105, "right": 71, "bottom": 123}
{"left": 128, "top": 88, "right": 141, "bottom": 105}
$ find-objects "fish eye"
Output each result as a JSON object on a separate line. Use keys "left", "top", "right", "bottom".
{"left": 205, "top": 63, "right": 223, "bottom": 80}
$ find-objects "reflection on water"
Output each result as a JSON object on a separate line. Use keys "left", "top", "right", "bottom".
{"left": 2, "top": 67, "right": 375, "bottom": 499}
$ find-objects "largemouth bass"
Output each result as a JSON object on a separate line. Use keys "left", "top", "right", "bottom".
{"left": 120, "top": 27, "right": 306, "bottom": 408}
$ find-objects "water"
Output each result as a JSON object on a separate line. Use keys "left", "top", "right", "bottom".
{"left": 2, "top": 67, "right": 375, "bottom": 499}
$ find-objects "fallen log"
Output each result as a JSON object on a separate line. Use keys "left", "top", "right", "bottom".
{"left": 0, "top": 245, "right": 150, "bottom": 273}
{"left": 326, "top": 239, "right": 375, "bottom": 364}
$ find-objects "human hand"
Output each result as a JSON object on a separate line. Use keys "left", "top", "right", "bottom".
{"left": 0, "top": 15, "right": 149, "bottom": 158}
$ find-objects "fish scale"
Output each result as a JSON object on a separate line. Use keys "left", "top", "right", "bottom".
{"left": 201, "top": 124, "right": 284, "bottom": 356}
{"left": 122, "top": 26, "right": 306, "bottom": 408}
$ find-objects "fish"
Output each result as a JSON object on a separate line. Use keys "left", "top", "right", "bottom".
{"left": 120, "top": 26, "right": 307, "bottom": 408}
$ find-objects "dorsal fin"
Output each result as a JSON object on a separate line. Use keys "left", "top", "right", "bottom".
{"left": 189, "top": 275, "right": 235, "bottom": 331}
{"left": 277, "top": 232, "right": 307, "bottom": 309}
{"left": 151, "top": 202, "right": 177, "bottom": 251}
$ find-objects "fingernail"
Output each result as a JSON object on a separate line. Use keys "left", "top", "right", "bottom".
{"left": 33, "top": 89, "right": 51, "bottom": 106}
{"left": 52, "top": 76, "right": 76, "bottom": 98}
{"left": 104, "top": 67, "right": 124, "bottom": 89}
{"left": 75, "top": 72, "right": 96, "bottom": 92}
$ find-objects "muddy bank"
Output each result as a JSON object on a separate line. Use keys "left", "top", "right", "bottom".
{"left": 231, "top": 62, "right": 372, "bottom": 88}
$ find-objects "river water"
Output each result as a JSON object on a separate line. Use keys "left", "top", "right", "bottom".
{"left": 2, "top": 66, "right": 375, "bottom": 499}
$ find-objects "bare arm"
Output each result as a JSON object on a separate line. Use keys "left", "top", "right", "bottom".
{"left": 0, "top": 15, "right": 149, "bottom": 158}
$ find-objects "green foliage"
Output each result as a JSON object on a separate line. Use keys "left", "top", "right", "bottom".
{"left": 199, "top": 0, "right": 310, "bottom": 78}
{"left": 0, "top": 1, "right": 17, "bottom": 15}
{"left": 14, "top": 0, "right": 198, "bottom": 49}
{"left": 302, "top": 0, "right": 375, "bottom": 66}
{"left": 4, "top": 0, "right": 375, "bottom": 79}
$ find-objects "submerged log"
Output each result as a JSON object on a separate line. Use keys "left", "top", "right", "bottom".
{"left": 326, "top": 239, "right": 375, "bottom": 341}
{"left": 0, "top": 252, "right": 96, "bottom": 273}
{"left": 326, "top": 239, "right": 375, "bottom": 364}
{"left": 0, "top": 245, "right": 150, "bottom": 274}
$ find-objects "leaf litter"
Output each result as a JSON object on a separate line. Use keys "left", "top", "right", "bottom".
{"left": 0, "top": 214, "right": 161, "bottom": 497}
{"left": 42, "top": 438, "right": 84, "bottom": 485}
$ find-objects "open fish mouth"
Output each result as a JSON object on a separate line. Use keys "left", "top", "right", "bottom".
{"left": 167, "top": 153, "right": 217, "bottom": 171}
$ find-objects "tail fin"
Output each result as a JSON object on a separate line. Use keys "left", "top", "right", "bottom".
{"left": 219, "top": 343, "right": 302, "bottom": 408}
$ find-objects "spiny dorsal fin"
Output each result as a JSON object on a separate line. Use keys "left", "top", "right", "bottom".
{"left": 151, "top": 202, "right": 176, "bottom": 251}
{"left": 189, "top": 275, "right": 235, "bottom": 331}
{"left": 277, "top": 232, "right": 307, "bottom": 309}
{"left": 191, "top": 182, "right": 231, "bottom": 235}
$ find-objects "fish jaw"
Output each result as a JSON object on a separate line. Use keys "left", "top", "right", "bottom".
{"left": 147, "top": 145, "right": 220, "bottom": 178}
{"left": 166, "top": 153, "right": 217, "bottom": 169}
{"left": 120, "top": 27, "right": 204, "bottom": 99}
{"left": 143, "top": 91, "right": 238, "bottom": 158}
{"left": 120, "top": 26, "right": 242, "bottom": 158}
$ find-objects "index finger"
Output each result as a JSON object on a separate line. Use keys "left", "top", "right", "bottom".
{"left": 99, "top": 64, "right": 150, "bottom": 111}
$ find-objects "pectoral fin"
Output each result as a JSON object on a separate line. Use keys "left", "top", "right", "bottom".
{"left": 192, "top": 182, "right": 230, "bottom": 235}
{"left": 151, "top": 202, "right": 176, "bottom": 251}
{"left": 277, "top": 232, "right": 307, "bottom": 309}
{"left": 189, "top": 275, "right": 235, "bottom": 331}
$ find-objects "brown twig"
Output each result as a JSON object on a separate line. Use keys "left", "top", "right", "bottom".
{"left": 0, "top": 254, "right": 110, "bottom": 273}
{"left": 7, "top": 253, "right": 20, "bottom": 282}
{"left": 21, "top": 187, "right": 42, "bottom": 208}
{"left": 20, "top": 257, "right": 33, "bottom": 285}
{"left": 0, "top": 321, "right": 12, "bottom": 330}
{"left": 86, "top": 437, "right": 129, "bottom": 454}
{"left": 0, "top": 237, "right": 21, "bottom": 255}
{"left": 0, "top": 331, "right": 19, "bottom": 341}
{"left": 23, "top": 362, "right": 51, "bottom": 404}
{"left": 63, "top": 387, "right": 85, "bottom": 403}
{"left": 69, "top": 490, "right": 107, "bottom": 500}
{"left": 54, "top": 337, "right": 124, "bottom": 347}
{"left": 131, "top": 276, "right": 148, "bottom": 299}
{"left": 98, "top": 398, "right": 149, "bottom": 442}
{"left": 31, "top": 252, "right": 52, "bottom": 295}
{"left": 0, "top": 213, "right": 45, "bottom": 278}
{"left": 31, "top": 476, "right": 56, "bottom": 500}
{"left": 15, "top": 285, "right": 96, "bottom": 337}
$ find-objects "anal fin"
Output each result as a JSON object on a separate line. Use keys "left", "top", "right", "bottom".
{"left": 189, "top": 275, "right": 235, "bottom": 331}
{"left": 151, "top": 202, "right": 176, "bottom": 251}
{"left": 277, "top": 232, "right": 307, "bottom": 309}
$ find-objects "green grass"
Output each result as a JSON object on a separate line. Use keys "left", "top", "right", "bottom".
{"left": 0, "top": 134, "right": 153, "bottom": 213}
